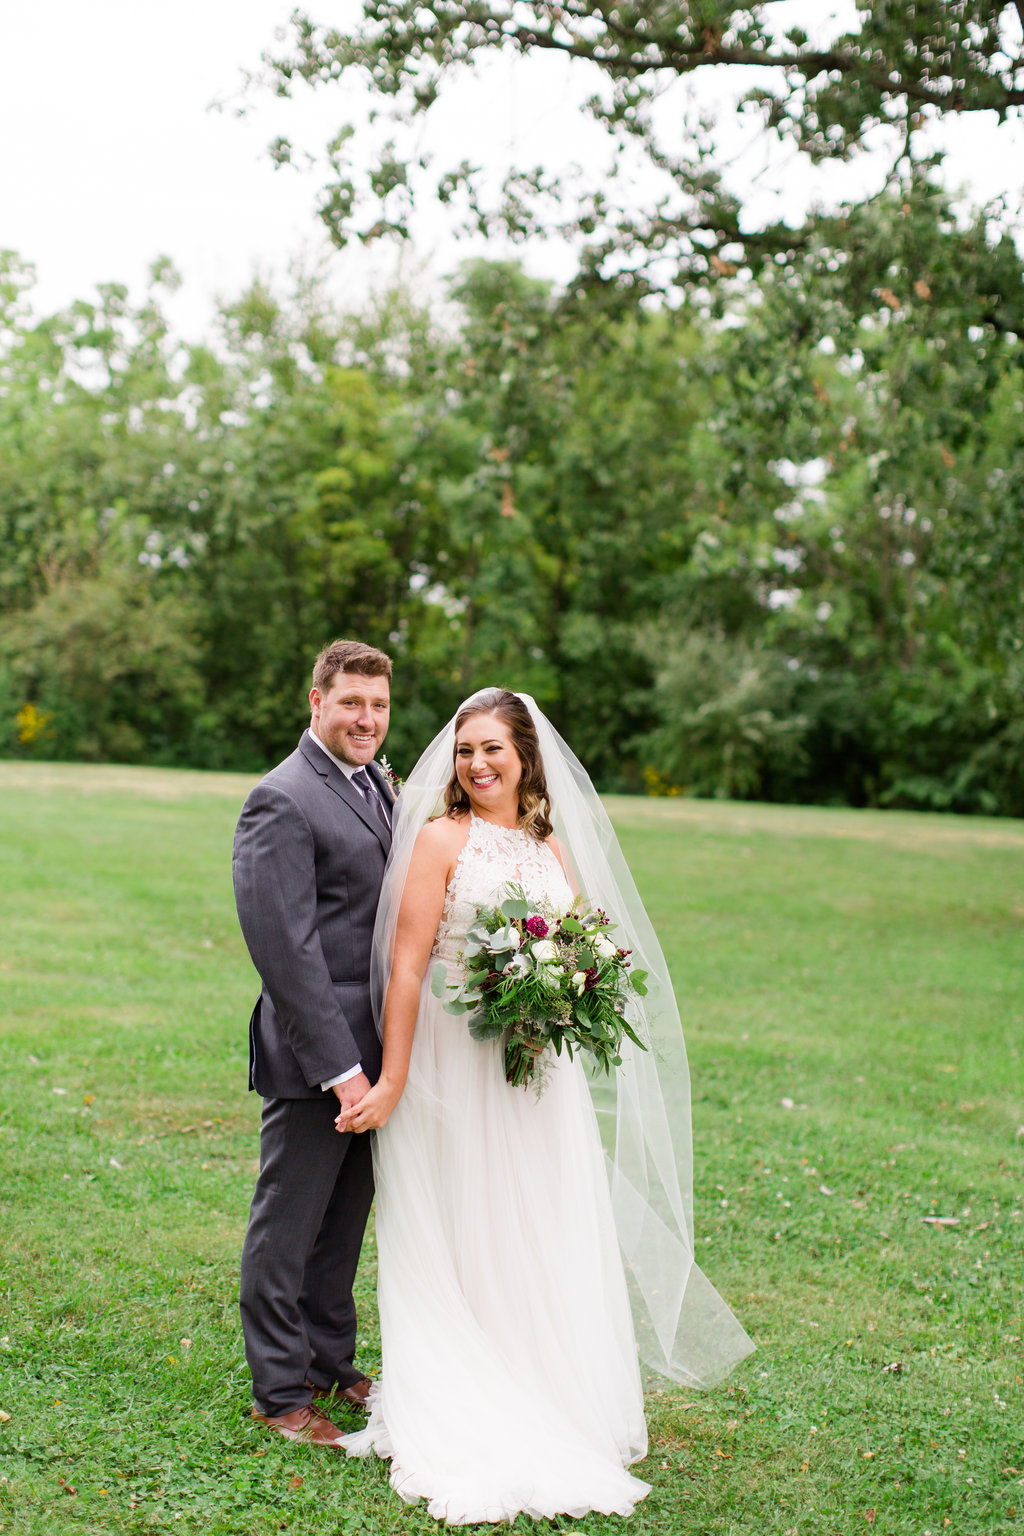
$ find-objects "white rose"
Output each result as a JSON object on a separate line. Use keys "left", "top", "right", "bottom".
{"left": 503, "top": 953, "right": 530, "bottom": 977}
{"left": 591, "top": 934, "right": 616, "bottom": 960}
{"left": 531, "top": 938, "right": 558, "bottom": 964}
{"left": 571, "top": 970, "right": 588, "bottom": 995}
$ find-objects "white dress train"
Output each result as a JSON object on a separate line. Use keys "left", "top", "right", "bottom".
{"left": 343, "top": 814, "right": 650, "bottom": 1522}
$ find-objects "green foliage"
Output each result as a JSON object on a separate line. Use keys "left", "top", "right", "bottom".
{"left": 0, "top": 569, "right": 205, "bottom": 764}
{"left": 1, "top": 766, "right": 1021, "bottom": 1533}
{"left": 644, "top": 182, "right": 1024, "bottom": 813}
{"left": 261, "top": 4, "right": 1024, "bottom": 296}
{"left": 1, "top": 180, "right": 1022, "bottom": 810}
{"left": 641, "top": 632, "right": 808, "bottom": 801}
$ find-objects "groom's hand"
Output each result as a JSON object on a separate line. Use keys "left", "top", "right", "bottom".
{"left": 341, "top": 1077, "right": 402, "bottom": 1134}
{"left": 332, "top": 1072, "right": 371, "bottom": 1133}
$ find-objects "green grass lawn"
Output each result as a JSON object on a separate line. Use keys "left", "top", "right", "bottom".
{"left": 1, "top": 763, "right": 1022, "bottom": 1535}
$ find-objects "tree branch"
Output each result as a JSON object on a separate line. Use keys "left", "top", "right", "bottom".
{"left": 267, "top": 3, "right": 1024, "bottom": 295}
{"left": 441, "top": 21, "right": 1024, "bottom": 117}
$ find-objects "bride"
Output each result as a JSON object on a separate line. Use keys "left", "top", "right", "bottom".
{"left": 337, "top": 689, "right": 753, "bottom": 1523}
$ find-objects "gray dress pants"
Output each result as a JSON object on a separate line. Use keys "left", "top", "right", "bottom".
{"left": 240, "top": 1093, "right": 375, "bottom": 1416}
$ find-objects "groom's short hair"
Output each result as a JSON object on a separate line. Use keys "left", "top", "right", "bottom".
{"left": 312, "top": 639, "right": 393, "bottom": 692}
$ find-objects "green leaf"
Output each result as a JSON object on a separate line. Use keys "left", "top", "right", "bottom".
{"left": 560, "top": 916, "right": 583, "bottom": 935}
{"left": 621, "top": 1018, "right": 648, "bottom": 1051}
{"left": 467, "top": 1015, "right": 504, "bottom": 1042}
{"left": 430, "top": 963, "right": 450, "bottom": 999}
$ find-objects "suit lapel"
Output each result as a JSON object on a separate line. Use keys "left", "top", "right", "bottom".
{"left": 299, "top": 732, "right": 392, "bottom": 852}
{"left": 366, "top": 760, "right": 396, "bottom": 808}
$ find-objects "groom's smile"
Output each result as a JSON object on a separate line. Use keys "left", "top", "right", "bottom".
{"left": 309, "top": 670, "right": 391, "bottom": 767}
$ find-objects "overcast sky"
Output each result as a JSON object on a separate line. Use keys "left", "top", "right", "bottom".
{"left": 2, "top": 1, "right": 1022, "bottom": 338}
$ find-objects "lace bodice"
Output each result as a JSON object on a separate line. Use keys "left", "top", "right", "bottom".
{"left": 432, "top": 814, "right": 574, "bottom": 963}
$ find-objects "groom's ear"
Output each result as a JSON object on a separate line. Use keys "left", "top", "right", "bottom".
{"left": 309, "top": 686, "right": 322, "bottom": 719}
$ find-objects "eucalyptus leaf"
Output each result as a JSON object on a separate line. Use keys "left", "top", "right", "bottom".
{"left": 430, "top": 964, "right": 451, "bottom": 999}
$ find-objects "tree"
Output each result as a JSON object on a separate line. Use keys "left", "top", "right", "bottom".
{"left": 0, "top": 256, "right": 214, "bottom": 763}
{"left": 362, "top": 258, "right": 727, "bottom": 783}
{"left": 262, "top": 2, "right": 1024, "bottom": 294}
{"left": 3, "top": 237, "right": 1022, "bottom": 811}
{"left": 640, "top": 183, "right": 1024, "bottom": 812}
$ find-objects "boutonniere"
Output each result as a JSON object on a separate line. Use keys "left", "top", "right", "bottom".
{"left": 378, "top": 755, "right": 402, "bottom": 797}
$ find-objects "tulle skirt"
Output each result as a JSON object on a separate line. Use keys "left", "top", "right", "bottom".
{"left": 342, "top": 973, "right": 650, "bottom": 1523}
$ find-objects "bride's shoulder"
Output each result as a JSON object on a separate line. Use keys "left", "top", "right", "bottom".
{"left": 416, "top": 812, "right": 471, "bottom": 855}
{"left": 544, "top": 831, "right": 566, "bottom": 861}
{"left": 405, "top": 813, "right": 472, "bottom": 890}
{"left": 545, "top": 832, "right": 575, "bottom": 885}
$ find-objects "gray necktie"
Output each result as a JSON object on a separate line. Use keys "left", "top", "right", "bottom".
{"left": 351, "top": 767, "right": 390, "bottom": 830}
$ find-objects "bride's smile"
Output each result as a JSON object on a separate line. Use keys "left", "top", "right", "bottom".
{"left": 454, "top": 714, "right": 522, "bottom": 819}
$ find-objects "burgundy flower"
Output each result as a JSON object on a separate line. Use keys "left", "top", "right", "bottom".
{"left": 525, "top": 915, "right": 549, "bottom": 939}
{"left": 583, "top": 966, "right": 600, "bottom": 991}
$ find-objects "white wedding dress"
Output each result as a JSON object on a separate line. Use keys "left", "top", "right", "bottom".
{"left": 343, "top": 813, "right": 650, "bottom": 1523}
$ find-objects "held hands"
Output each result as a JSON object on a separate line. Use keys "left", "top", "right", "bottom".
{"left": 333, "top": 1076, "right": 403, "bottom": 1135}
{"left": 331, "top": 1072, "right": 369, "bottom": 1134}
{"left": 332, "top": 1072, "right": 371, "bottom": 1116}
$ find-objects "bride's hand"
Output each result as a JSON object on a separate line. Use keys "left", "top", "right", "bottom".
{"left": 335, "top": 1077, "right": 403, "bottom": 1134}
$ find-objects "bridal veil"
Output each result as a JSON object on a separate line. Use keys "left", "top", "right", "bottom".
{"left": 371, "top": 690, "right": 754, "bottom": 1388}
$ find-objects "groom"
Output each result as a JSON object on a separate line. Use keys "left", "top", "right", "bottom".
{"left": 232, "top": 638, "right": 393, "bottom": 1446}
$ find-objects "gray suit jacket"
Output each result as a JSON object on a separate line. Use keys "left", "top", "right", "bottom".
{"left": 232, "top": 731, "right": 391, "bottom": 1099}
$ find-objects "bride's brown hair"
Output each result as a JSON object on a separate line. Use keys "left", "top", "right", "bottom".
{"left": 445, "top": 690, "right": 553, "bottom": 841}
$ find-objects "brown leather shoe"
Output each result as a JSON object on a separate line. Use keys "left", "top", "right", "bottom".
{"left": 308, "top": 1375, "right": 373, "bottom": 1412}
{"left": 250, "top": 1403, "right": 346, "bottom": 1446}
{"left": 338, "top": 1375, "right": 373, "bottom": 1411}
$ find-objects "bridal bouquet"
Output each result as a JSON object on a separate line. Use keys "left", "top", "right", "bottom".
{"left": 431, "top": 886, "right": 648, "bottom": 1089}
